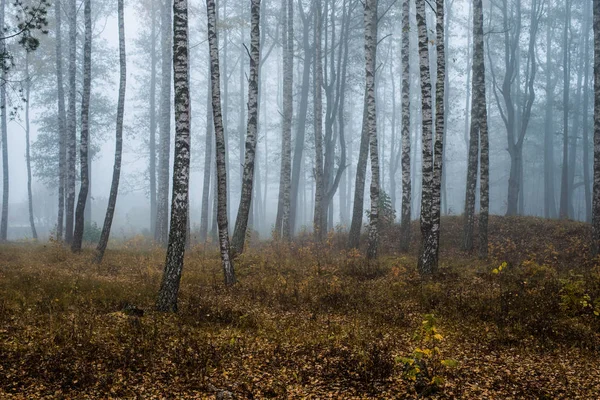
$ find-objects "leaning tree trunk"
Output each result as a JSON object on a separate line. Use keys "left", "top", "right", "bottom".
{"left": 155, "top": 0, "right": 172, "bottom": 245}
{"left": 156, "top": 0, "right": 191, "bottom": 311}
{"left": 313, "top": 3, "right": 325, "bottom": 241}
{"left": 71, "top": 0, "right": 92, "bottom": 253}
{"left": 55, "top": 0, "right": 67, "bottom": 241}
{"left": 65, "top": 0, "right": 77, "bottom": 244}
{"left": 365, "top": 0, "right": 379, "bottom": 260}
{"left": 592, "top": 0, "right": 600, "bottom": 255}
{"left": 232, "top": 0, "right": 261, "bottom": 255}
{"left": 95, "top": 0, "right": 126, "bottom": 263}
{"left": 24, "top": 53, "right": 37, "bottom": 240}
{"left": 475, "top": 0, "right": 489, "bottom": 259}
{"left": 399, "top": 0, "right": 411, "bottom": 253}
{"left": 416, "top": 0, "right": 434, "bottom": 273}
{"left": 207, "top": 0, "right": 236, "bottom": 286}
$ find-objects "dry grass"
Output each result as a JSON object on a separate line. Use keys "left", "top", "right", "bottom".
{"left": 0, "top": 216, "right": 599, "bottom": 399}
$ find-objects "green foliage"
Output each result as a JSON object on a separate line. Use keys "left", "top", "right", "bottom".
{"left": 397, "top": 314, "right": 458, "bottom": 396}
{"left": 560, "top": 272, "right": 600, "bottom": 318}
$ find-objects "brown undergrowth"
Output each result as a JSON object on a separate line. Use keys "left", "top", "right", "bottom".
{"left": 0, "top": 216, "right": 599, "bottom": 398}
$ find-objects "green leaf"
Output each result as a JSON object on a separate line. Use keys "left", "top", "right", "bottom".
{"left": 441, "top": 359, "right": 459, "bottom": 368}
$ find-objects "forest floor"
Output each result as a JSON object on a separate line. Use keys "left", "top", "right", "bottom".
{"left": 1, "top": 216, "right": 600, "bottom": 399}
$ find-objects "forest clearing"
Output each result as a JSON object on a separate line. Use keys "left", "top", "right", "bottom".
{"left": 1, "top": 216, "right": 599, "bottom": 399}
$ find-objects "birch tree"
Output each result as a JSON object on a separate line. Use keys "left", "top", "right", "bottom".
{"left": 415, "top": 0, "right": 433, "bottom": 272}
{"left": 0, "top": 0, "right": 7, "bottom": 241}
{"left": 157, "top": 0, "right": 192, "bottom": 312}
{"left": 364, "top": 0, "right": 379, "bottom": 260}
{"left": 95, "top": 0, "right": 126, "bottom": 263}
{"left": 207, "top": 0, "right": 236, "bottom": 286}
{"left": 232, "top": 0, "right": 261, "bottom": 255}
{"left": 400, "top": 0, "right": 411, "bottom": 252}
{"left": 71, "top": 0, "right": 91, "bottom": 253}
{"left": 314, "top": 3, "right": 325, "bottom": 241}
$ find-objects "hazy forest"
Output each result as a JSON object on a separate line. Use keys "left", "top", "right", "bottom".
{"left": 1, "top": 0, "right": 600, "bottom": 397}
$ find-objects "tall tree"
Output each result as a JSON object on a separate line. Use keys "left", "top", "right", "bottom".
{"left": 275, "top": 0, "right": 293, "bottom": 240}
{"left": 415, "top": 0, "right": 433, "bottom": 272}
{"left": 155, "top": 0, "right": 172, "bottom": 245}
{"left": 95, "top": 0, "right": 126, "bottom": 263}
{"left": 65, "top": 0, "right": 77, "bottom": 244}
{"left": 207, "top": 0, "right": 236, "bottom": 286}
{"left": 592, "top": 0, "right": 600, "bottom": 255}
{"left": 149, "top": 0, "right": 158, "bottom": 236}
{"left": 55, "top": 0, "right": 67, "bottom": 241}
{"left": 583, "top": 1, "right": 593, "bottom": 223}
{"left": 157, "top": 0, "right": 191, "bottom": 311}
{"left": 475, "top": 0, "right": 489, "bottom": 259}
{"left": 200, "top": 84, "right": 213, "bottom": 242}
{"left": 314, "top": 3, "right": 325, "bottom": 241}
{"left": 232, "top": 0, "right": 261, "bottom": 255}
{"left": 24, "top": 53, "right": 37, "bottom": 240}
{"left": 0, "top": 0, "right": 7, "bottom": 241}
{"left": 71, "top": 0, "right": 92, "bottom": 253}
{"left": 365, "top": 0, "right": 379, "bottom": 259}
{"left": 399, "top": 0, "right": 411, "bottom": 252}
{"left": 559, "top": 0, "right": 571, "bottom": 219}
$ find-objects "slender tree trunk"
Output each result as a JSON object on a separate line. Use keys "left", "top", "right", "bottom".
{"left": 0, "top": 0, "right": 5, "bottom": 242}
{"left": 149, "top": 0, "right": 157, "bottom": 236}
{"left": 463, "top": 0, "right": 481, "bottom": 251}
{"left": 314, "top": 3, "right": 325, "bottom": 241}
{"left": 71, "top": 0, "right": 92, "bottom": 253}
{"left": 24, "top": 54, "right": 37, "bottom": 240}
{"left": 200, "top": 82, "right": 213, "bottom": 242}
{"left": 475, "top": 0, "right": 489, "bottom": 259}
{"left": 290, "top": 6, "right": 312, "bottom": 234}
{"left": 207, "top": 0, "right": 236, "bottom": 285}
{"left": 399, "top": 0, "right": 411, "bottom": 252}
{"left": 544, "top": 22, "right": 557, "bottom": 219}
{"left": 583, "top": 1, "right": 592, "bottom": 223}
{"left": 365, "top": 0, "right": 379, "bottom": 259}
{"left": 65, "top": 0, "right": 77, "bottom": 244}
{"left": 232, "top": 0, "right": 261, "bottom": 255}
{"left": 157, "top": 0, "right": 191, "bottom": 311}
{"left": 559, "top": 0, "right": 571, "bottom": 219}
{"left": 155, "top": 0, "right": 172, "bottom": 244}
{"left": 422, "top": 0, "right": 446, "bottom": 271}
{"left": 275, "top": 0, "right": 293, "bottom": 240}
{"left": 55, "top": 0, "right": 67, "bottom": 241}
{"left": 416, "top": 0, "right": 434, "bottom": 272}
{"left": 95, "top": 0, "right": 126, "bottom": 263}
{"left": 592, "top": 0, "right": 600, "bottom": 255}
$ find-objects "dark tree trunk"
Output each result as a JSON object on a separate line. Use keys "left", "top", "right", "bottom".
{"left": 583, "top": 1, "right": 592, "bottom": 223}
{"left": 65, "top": 0, "right": 77, "bottom": 244}
{"left": 157, "top": 0, "right": 191, "bottom": 312}
{"left": 71, "top": 0, "right": 92, "bottom": 253}
{"left": 559, "top": 0, "right": 571, "bottom": 219}
{"left": 95, "top": 0, "right": 126, "bottom": 263}
{"left": 592, "top": 0, "right": 600, "bottom": 255}
{"left": 55, "top": 0, "right": 67, "bottom": 241}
